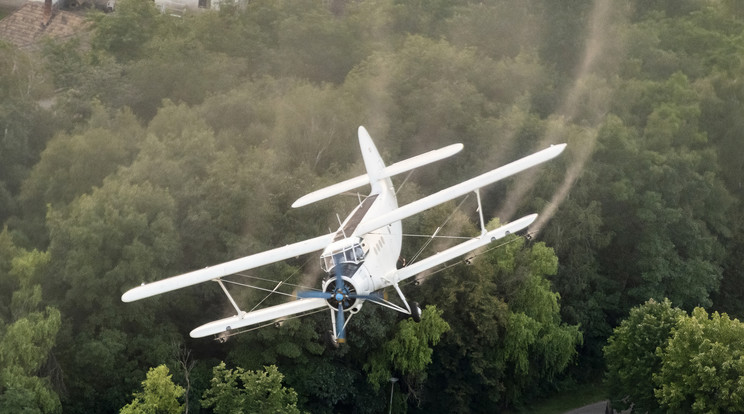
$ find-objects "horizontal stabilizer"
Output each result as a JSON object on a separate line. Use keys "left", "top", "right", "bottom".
{"left": 292, "top": 143, "right": 463, "bottom": 208}
{"left": 354, "top": 144, "right": 566, "bottom": 236}
{"left": 190, "top": 298, "right": 327, "bottom": 338}
{"left": 121, "top": 233, "right": 335, "bottom": 302}
{"left": 393, "top": 214, "right": 538, "bottom": 283}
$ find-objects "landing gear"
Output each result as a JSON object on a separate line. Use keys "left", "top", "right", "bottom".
{"left": 378, "top": 283, "right": 423, "bottom": 323}
{"left": 411, "top": 301, "right": 422, "bottom": 323}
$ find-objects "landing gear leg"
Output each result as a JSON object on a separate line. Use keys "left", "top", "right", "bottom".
{"left": 391, "top": 282, "right": 422, "bottom": 322}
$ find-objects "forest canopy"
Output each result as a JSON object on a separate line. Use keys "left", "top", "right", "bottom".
{"left": 1, "top": 0, "right": 743, "bottom": 412}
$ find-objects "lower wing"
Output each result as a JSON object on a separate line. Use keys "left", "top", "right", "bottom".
{"left": 393, "top": 214, "right": 537, "bottom": 283}
{"left": 190, "top": 298, "right": 327, "bottom": 338}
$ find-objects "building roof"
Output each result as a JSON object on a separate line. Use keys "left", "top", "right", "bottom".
{"left": 0, "top": 2, "right": 87, "bottom": 49}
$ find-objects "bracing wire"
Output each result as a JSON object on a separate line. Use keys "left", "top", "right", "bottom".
{"left": 230, "top": 272, "right": 320, "bottom": 292}
{"left": 395, "top": 169, "right": 416, "bottom": 195}
{"left": 402, "top": 233, "right": 471, "bottom": 240}
{"left": 407, "top": 194, "right": 471, "bottom": 265}
{"left": 220, "top": 279, "right": 297, "bottom": 298}
{"left": 399, "top": 231, "right": 533, "bottom": 289}
{"left": 237, "top": 255, "right": 318, "bottom": 312}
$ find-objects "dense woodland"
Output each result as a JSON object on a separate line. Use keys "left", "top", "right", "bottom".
{"left": 1, "top": 0, "right": 744, "bottom": 412}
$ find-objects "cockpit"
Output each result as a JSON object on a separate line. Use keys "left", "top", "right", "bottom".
{"left": 320, "top": 237, "right": 366, "bottom": 273}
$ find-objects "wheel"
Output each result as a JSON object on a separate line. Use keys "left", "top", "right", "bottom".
{"left": 411, "top": 301, "right": 422, "bottom": 323}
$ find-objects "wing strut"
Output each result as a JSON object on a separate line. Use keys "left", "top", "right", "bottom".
{"left": 216, "top": 279, "right": 243, "bottom": 316}
{"left": 475, "top": 189, "right": 486, "bottom": 235}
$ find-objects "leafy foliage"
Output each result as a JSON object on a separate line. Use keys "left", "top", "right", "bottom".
{"left": 364, "top": 305, "right": 450, "bottom": 390}
{"left": 201, "top": 362, "right": 301, "bottom": 414}
{"left": 606, "top": 301, "right": 744, "bottom": 413}
{"left": 120, "top": 365, "right": 185, "bottom": 414}
{"left": 418, "top": 234, "right": 582, "bottom": 411}
{"left": 604, "top": 298, "right": 685, "bottom": 413}
{"left": 654, "top": 308, "right": 744, "bottom": 413}
{"left": 0, "top": 234, "right": 61, "bottom": 413}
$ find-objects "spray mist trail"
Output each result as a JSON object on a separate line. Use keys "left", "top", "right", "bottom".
{"left": 498, "top": 0, "right": 628, "bottom": 235}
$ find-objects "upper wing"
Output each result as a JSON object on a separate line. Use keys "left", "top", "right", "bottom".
{"left": 392, "top": 214, "right": 537, "bottom": 283}
{"left": 354, "top": 144, "right": 566, "bottom": 236}
{"left": 121, "top": 233, "right": 335, "bottom": 302}
{"left": 291, "top": 142, "right": 464, "bottom": 208}
{"left": 189, "top": 298, "right": 327, "bottom": 338}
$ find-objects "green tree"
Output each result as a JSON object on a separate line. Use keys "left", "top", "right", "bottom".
{"left": 364, "top": 306, "right": 450, "bottom": 391}
{"left": 89, "top": 0, "right": 162, "bottom": 62}
{"left": 46, "top": 177, "right": 181, "bottom": 412}
{"left": 0, "top": 307, "right": 62, "bottom": 414}
{"left": 0, "top": 43, "right": 55, "bottom": 224}
{"left": 595, "top": 73, "right": 732, "bottom": 312}
{"left": 18, "top": 104, "right": 145, "bottom": 247}
{"left": 0, "top": 238, "right": 61, "bottom": 413}
{"left": 603, "top": 298, "right": 685, "bottom": 413}
{"left": 654, "top": 307, "right": 744, "bottom": 413}
{"left": 120, "top": 365, "right": 184, "bottom": 414}
{"left": 201, "top": 362, "right": 301, "bottom": 414}
{"left": 418, "top": 233, "right": 582, "bottom": 411}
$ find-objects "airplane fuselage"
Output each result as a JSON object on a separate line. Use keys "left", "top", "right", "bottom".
{"left": 319, "top": 174, "right": 402, "bottom": 312}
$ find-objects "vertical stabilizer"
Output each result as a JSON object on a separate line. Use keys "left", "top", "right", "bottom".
{"left": 358, "top": 126, "right": 386, "bottom": 194}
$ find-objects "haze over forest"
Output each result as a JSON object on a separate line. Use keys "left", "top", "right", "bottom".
{"left": 1, "top": 0, "right": 744, "bottom": 412}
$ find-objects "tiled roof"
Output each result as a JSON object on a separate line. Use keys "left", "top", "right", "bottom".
{"left": 0, "top": 3, "right": 88, "bottom": 49}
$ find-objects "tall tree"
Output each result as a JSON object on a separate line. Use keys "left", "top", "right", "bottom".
{"left": 603, "top": 298, "right": 685, "bottom": 413}
{"left": 596, "top": 73, "right": 731, "bottom": 312}
{"left": 364, "top": 305, "right": 450, "bottom": 400}
{"left": 120, "top": 365, "right": 184, "bottom": 414}
{"left": 417, "top": 232, "right": 582, "bottom": 412}
{"left": 46, "top": 177, "right": 182, "bottom": 413}
{"left": 0, "top": 237, "right": 62, "bottom": 413}
{"left": 201, "top": 362, "right": 301, "bottom": 414}
{"left": 88, "top": 0, "right": 163, "bottom": 62}
{"left": 654, "top": 307, "right": 744, "bottom": 413}
{"left": 18, "top": 104, "right": 144, "bottom": 247}
{"left": 0, "top": 43, "right": 55, "bottom": 225}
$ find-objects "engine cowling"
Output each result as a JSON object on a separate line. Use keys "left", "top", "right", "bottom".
{"left": 322, "top": 276, "right": 359, "bottom": 311}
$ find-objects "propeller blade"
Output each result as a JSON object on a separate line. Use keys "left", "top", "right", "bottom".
{"left": 336, "top": 303, "right": 346, "bottom": 342}
{"left": 297, "top": 291, "right": 332, "bottom": 299}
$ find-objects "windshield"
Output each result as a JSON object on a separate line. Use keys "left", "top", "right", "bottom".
{"left": 320, "top": 242, "right": 365, "bottom": 273}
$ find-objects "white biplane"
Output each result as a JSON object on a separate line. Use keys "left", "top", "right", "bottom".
{"left": 122, "top": 127, "right": 565, "bottom": 345}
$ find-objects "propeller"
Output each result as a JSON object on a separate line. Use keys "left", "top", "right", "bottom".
{"left": 296, "top": 277, "right": 381, "bottom": 343}
{"left": 297, "top": 278, "right": 381, "bottom": 303}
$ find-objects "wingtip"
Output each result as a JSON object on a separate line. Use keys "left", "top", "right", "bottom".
{"left": 121, "top": 291, "right": 136, "bottom": 303}
{"left": 552, "top": 143, "right": 568, "bottom": 153}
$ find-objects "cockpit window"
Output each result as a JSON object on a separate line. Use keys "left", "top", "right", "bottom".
{"left": 320, "top": 242, "right": 365, "bottom": 273}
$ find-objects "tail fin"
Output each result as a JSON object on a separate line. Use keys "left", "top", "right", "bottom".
{"left": 358, "top": 126, "right": 386, "bottom": 194}
{"left": 292, "top": 130, "right": 462, "bottom": 208}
